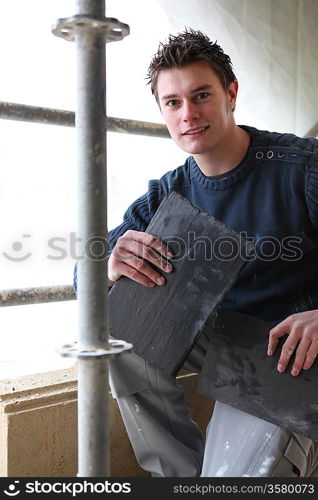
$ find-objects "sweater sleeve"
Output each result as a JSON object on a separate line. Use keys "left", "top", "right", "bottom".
{"left": 306, "top": 140, "right": 318, "bottom": 230}
{"left": 73, "top": 178, "right": 166, "bottom": 293}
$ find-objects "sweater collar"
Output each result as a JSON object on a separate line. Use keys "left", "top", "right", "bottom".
{"left": 189, "top": 125, "right": 257, "bottom": 191}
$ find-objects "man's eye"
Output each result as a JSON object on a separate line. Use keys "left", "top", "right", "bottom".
{"left": 196, "top": 93, "right": 209, "bottom": 100}
{"left": 167, "top": 100, "right": 179, "bottom": 107}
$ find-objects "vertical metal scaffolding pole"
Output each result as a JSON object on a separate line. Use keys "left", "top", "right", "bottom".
{"left": 53, "top": 0, "right": 130, "bottom": 477}
{"left": 75, "top": 0, "right": 108, "bottom": 477}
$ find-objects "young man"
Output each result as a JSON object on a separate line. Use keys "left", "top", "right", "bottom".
{"left": 106, "top": 30, "right": 318, "bottom": 476}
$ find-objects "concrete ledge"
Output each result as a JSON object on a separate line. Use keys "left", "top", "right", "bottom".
{"left": 0, "top": 365, "right": 213, "bottom": 477}
{"left": 0, "top": 367, "right": 78, "bottom": 477}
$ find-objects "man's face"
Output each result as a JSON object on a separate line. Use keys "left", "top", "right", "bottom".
{"left": 157, "top": 61, "right": 238, "bottom": 157}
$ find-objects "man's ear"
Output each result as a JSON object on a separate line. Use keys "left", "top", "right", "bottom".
{"left": 227, "top": 80, "right": 238, "bottom": 112}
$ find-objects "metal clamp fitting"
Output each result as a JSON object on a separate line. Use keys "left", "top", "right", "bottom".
{"left": 58, "top": 338, "right": 133, "bottom": 359}
{"left": 52, "top": 15, "right": 130, "bottom": 43}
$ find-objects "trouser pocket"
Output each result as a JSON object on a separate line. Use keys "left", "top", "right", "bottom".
{"left": 271, "top": 435, "right": 307, "bottom": 477}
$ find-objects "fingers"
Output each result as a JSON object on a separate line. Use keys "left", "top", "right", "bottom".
{"left": 277, "top": 337, "right": 311, "bottom": 376}
{"left": 303, "top": 342, "right": 318, "bottom": 371}
{"left": 268, "top": 311, "right": 318, "bottom": 376}
{"left": 267, "top": 317, "right": 292, "bottom": 355}
{"left": 109, "top": 257, "right": 163, "bottom": 287}
{"left": 123, "top": 230, "right": 174, "bottom": 260}
{"left": 108, "top": 230, "right": 174, "bottom": 287}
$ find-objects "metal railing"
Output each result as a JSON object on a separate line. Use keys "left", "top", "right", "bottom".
{"left": 0, "top": 101, "right": 170, "bottom": 138}
{"left": 0, "top": 285, "right": 75, "bottom": 307}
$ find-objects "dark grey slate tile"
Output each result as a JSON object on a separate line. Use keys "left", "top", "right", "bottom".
{"left": 198, "top": 307, "right": 318, "bottom": 440}
{"left": 109, "top": 192, "right": 251, "bottom": 375}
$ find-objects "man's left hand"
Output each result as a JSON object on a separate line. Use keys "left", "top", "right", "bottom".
{"left": 268, "top": 310, "right": 318, "bottom": 376}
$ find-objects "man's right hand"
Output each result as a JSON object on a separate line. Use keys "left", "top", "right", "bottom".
{"left": 108, "top": 230, "right": 174, "bottom": 287}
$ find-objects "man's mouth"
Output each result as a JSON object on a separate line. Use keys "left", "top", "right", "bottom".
{"left": 183, "top": 125, "right": 209, "bottom": 135}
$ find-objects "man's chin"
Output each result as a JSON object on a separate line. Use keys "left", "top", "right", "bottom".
{"left": 178, "top": 143, "right": 209, "bottom": 156}
{"left": 173, "top": 139, "right": 200, "bottom": 155}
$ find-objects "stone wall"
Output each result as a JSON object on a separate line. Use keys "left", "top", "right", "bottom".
{"left": 0, "top": 366, "right": 213, "bottom": 477}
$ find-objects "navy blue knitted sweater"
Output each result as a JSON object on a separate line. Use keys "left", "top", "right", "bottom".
{"left": 106, "top": 125, "right": 318, "bottom": 324}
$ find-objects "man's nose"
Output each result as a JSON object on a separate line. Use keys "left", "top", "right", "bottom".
{"left": 182, "top": 101, "right": 199, "bottom": 121}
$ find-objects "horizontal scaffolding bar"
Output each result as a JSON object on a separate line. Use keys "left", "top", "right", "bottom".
{"left": 0, "top": 285, "right": 75, "bottom": 307}
{"left": 0, "top": 101, "right": 170, "bottom": 138}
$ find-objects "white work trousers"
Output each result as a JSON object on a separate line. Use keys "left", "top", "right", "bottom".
{"left": 109, "top": 334, "right": 318, "bottom": 477}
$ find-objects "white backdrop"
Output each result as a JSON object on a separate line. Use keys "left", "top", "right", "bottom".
{"left": 159, "top": 0, "right": 318, "bottom": 137}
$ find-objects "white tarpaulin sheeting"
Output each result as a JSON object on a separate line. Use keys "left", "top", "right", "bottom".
{"left": 158, "top": 0, "right": 318, "bottom": 136}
